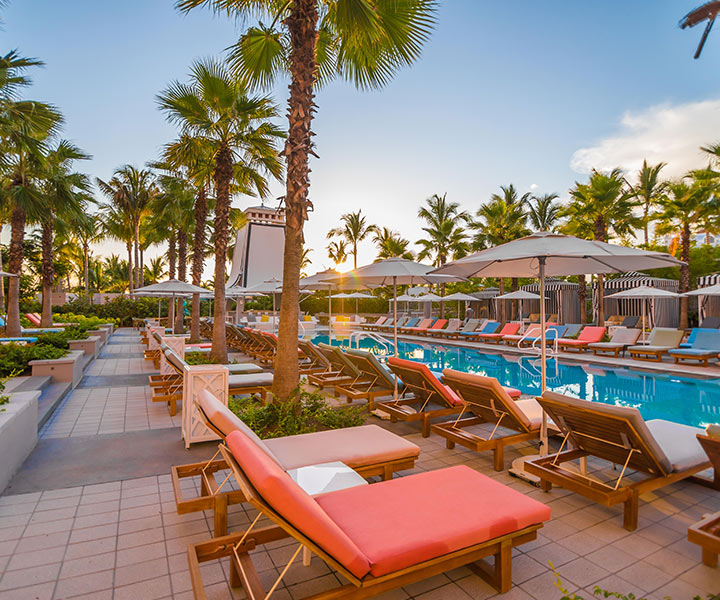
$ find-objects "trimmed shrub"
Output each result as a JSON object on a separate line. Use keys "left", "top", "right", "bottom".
{"left": 0, "top": 343, "right": 67, "bottom": 377}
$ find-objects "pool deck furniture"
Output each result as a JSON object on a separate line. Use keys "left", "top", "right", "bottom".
{"left": 556, "top": 326, "right": 606, "bottom": 352}
{"left": 430, "top": 370, "right": 547, "bottom": 471}
{"left": 444, "top": 318, "right": 480, "bottom": 340}
{"left": 525, "top": 391, "right": 713, "bottom": 531}
{"left": 502, "top": 323, "right": 541, "bottom": 346}
{"left": 336, "top": 348, "right": 399, "bottom": 409}
{"left": 700, "top": 315, "right": 720, "bottom": 329}
{"left": 187, "top": 427, "right": 550, "bottom": 600}
{"left": 360, "top": 316, "right": 387, "bottom": 331}
{"left": 589, "top": 327, "right": 642, "bottom": 358}
{"left": 0, "top": 336, "right": 37, "bottom": 345}
{"left": 527, "top": 313, "right": 540, "bottom": 323}
{"left": 307, "top": 343, "right": 365, "bottom": 389}
{"left": 562, "top": 324, "right": 583, "bottom": 338}
{"left": 688, "top": 432, "right": 720, "bottom": 566}
{"left": 477, "top": 321, "right": 521, "bottom": 344}
{"left": 400, "top": 317, "right": 435, "bottom": 334}
{"left": 621, "top": 315, "right": 640, "bottom": 328}
{"left": 519, "top": 325, "right": 566, "bottom": 347}
{"left": 416, "top": 319, "right": 447, "bottom": 336}
{"left": 461, "top": 320, "right": 501, "bottom": 342}
{"left": 171, "top": 389, "right": 420, "bottom": 537}
{"left": 25, "top": 312, "right": 77, "bottom": 327}
{"left": 381, "top": 357, "right": 464, "bottom": 437}
{"left": 669, "top": 329, "right": 720, "bottom": 366}
{"left": 427, "top": 318, "right": 461, "bottom": 338}
{"left": 628, "top": 327, "right": 684, "bottom": 362}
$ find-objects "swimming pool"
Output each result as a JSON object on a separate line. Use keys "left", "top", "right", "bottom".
{"left": 310, "top": 335, "right": 720, "bottom": 428}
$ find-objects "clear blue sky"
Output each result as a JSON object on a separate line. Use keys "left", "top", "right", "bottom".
{"left": 3, "top": 1, "right": 720, "bottom": 273}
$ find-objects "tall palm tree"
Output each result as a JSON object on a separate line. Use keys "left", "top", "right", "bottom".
{"left": 100, "top": 204, "right": 135, "bottom": 290}
{"left": 67, "top": 212, "right": 102, "bottom": 299}
{"left": 558, "top": 202, "right": 595, "bottom": 323}
{"left": 176, "top": 0, "right": 437, "bottom": 399}
{"left": 157, "top": 59, "right": 283, "bottom": 362}
{"left": 326, "top": 239, "right": 348, "bottom": 267}
{"left": 37, "top": 140, "right": 91, "bottom": 326}
{"left": 627, "top": 160, "right": 667, "bottom": 245}
{"left": 565, "top": 169, "right": 640, "bottom": 324}
{"left": 471, "top": 185, "right": 529, "bottom": 321}
{"left": 527, "top": 193, "right": 561, "bottom": 232}
{"left": 655, "top": 170, "right": 720, "bottom": 328}
{"left": 327, "top": 210, "right": 377, "bottom": 269}
{"left": 373, "top": 227, "right": 414, "bottom": 260}
{"left": 144, "top": 257, "right": 166, "bottom": 284}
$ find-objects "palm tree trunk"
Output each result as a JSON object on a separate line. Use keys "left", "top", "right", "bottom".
{"left": 211, "top": 144, "right": 233, "bottom": 363}
{"left": 578, "top": 274, "right": 587, "bottom": 324}
{"left": 190, "top": 186, "right": 208, "bottom": 342}
{"left": 139, "top": 247, "right": 145, "bottom": 287}
{"left": 133, "top": 222, "right": 140, "bottom": 289}
{"left": 126, "top": 243, "right": 134, "bottom": 293}
{"left": 498, "top": 279, "right": 505, "bottom": 322}
{"left": 643, "top": 202, "right": 649, "bottom": 246}
{"left": 176, "top": 230, "right": 188, "bottom": 333}
{"left": 40, "top": 219, "right": 54, "bottom": 328}
{"left": 167, "top": 232, "right": 177, "bottom": 327}
{"left": 6, "top": 206, "right": 26, "bottom": 338}
{"left": 0, "top": 221, "right": 5, "bottom": 314}
{"left": 594, "top": 220, "right": 606, "bottom": 325}
{"left": 680, "top": 222, "right": 691, "bottom": 329}
{"left": 273, "top": 0, "right": 319, "bottom": 401}
{"left": 83, "top": 243, "right": 90, "bottom": 299}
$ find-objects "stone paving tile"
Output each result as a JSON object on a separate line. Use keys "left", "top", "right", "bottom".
{"left": 0, "top": 327, "right": 718, "bottom": 599}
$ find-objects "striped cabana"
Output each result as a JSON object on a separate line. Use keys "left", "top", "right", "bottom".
{"left": 695, "top": 272, "right": 720, "bottom": 322}
{"left": 596, "top": 272, "right": 679, "bottom": 327}
{"left": 468, "top": 288, "right": 500, "bottom": 320}
{"left": 520, "top": 278, "right": 581, "bottom": 324}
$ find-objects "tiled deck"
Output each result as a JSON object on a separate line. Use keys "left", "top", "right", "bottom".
{"left": 0, "top": 328, "right": 718, "bottom": 599}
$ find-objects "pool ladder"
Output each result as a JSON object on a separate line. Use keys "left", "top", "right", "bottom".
{"left": 349, "top": 331, "right": 393, "bottom": 353}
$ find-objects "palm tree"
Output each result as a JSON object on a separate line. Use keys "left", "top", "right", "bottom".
{"left": 100, "top": 204, "right": 135, "bottom": 289}
{"left": 327, "top": 210, "right": 377, "bottom": 270}
{"left": 373, "top": 227, "right": 414, "bottom": 260}
{"left": 627, "top": 160, "right": 667, "bottom": 245}
{"left": 527, "top": 193, "right": 561, "bottom": 232}
{"left": 655, "top": 171, "right": 720, "bottom": 328}
{"left": 144, "top": 257, "right": 166, "bottom": 284}
{"left": 300, "top": 247, "right": 313, "bottom": 278}
{"left": 37, "top": 140, "right": 91, "bottom": 326}
{"left": 471, "top": 185, "right": 530, "bottom": 321}
{"left": 565, "top": 169, "right": 640, "bottom": 324}
{"left": 176, "top": 0, "right": 437, "bottom": 399}
{"left": 67, "top": 212, "right": 102, "bottom": 298}
{"left": 327, "top": 239, "right": 348, "bottom": 267}
{"left": 157, "top": 59, "right": 283, "bottom": 362}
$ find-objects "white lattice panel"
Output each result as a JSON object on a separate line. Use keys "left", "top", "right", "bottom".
{"left": 147, "top": 326, "right": 164, "bottom": 351}
{"left": 182, "top": 364, "right": 229, "bottom": 448}
{"left": 160, "top": 336, "right": 185, "bottom": 375}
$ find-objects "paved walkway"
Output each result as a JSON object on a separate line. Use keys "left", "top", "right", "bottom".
{"left": 0, "top": 328, "right": 717, "bottom": 600}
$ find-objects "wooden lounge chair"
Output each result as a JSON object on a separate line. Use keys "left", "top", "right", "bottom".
{"left": 187, "top": 426, "right": 551, "bottom": 599}
{"left": 556, "top": 326, "right": 605, "bottom": 352}
{"left": 620, "top": 315, "right": 640, "bottom": 328}
{"left": 502, "top": 323, "right": 541, "bottom": 346}
{"left": 628, "top": 327, "right": 684, "bottom": 362}
{"left": 307, "top": 343, "right": 364, "bottom": 389}
{"left": 700, "top": 316, "right": 720, "bottom": 329}
{"left": 377, "top": 317, "right": 408, "bottom": 333}
{"left": 444, "top": 318, "right": 480, "bottom": 340}
{"left": 173, "top": 389, "right": 421, "bottom": 537}
{"left": 669, "top": 329, "right": 720, "bottom": 366}
{"left": 589, "top": 328, "right": 641, "bottom": 357}
{"left": 527, "top": 313, "right": 540, "bottom": 323}
{"left": 361, "top": 316, "right": 387, "bottom": 331}
{"left": 400, "top": 317, "right": 435, "bottom": 335}
{"left": 562, "top": 324, "right": 583, "bottom": 338}
{"left": 519, "top": 325, "right": 567, "bottom": 347}
{"left": 379, "top": 357, "right": 464, "bottom": 437}
{"left": 427, "top": 318, "right": 461, "bottom": 338}
{"left": 477, "top": 321, "right": 521, "bottom": 344}
{"left": 417, "top": 319, "right": 447, "bottom": 336}
{"left": 525, "top": 391, "right": 713, "bottom": 531}
{"left": 335, "top": 348, "right": 398, "bottom": 409}
{"left": 461, "top": 320, "right": 501, "bottom": 342}
{"left": 431, "top": 370, "right": 547, "bottom": 471}
{"left": 688, "top": 430, "right": 720, "bottom": 566}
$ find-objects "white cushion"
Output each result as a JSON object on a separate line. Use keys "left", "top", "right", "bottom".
{"left": 646, "top": 420, "right": 708, "bottom": 472}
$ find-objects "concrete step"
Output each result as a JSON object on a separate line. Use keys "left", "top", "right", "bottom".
{"left": 4, "top": 375, "right": 53, "bottom": 394}
{"left": 37, "top": 381, "right": 72, "bottom": 429}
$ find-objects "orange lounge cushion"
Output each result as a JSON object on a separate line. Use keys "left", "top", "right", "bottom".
{"left": 225, "top": 430, "right": 372, "bottom": 578}
{"left": 185, "top": 342, "right": 212, "bottom": 348}
{"left": 504, "top": 386, "right": 521, "bottom": 399}
{"left": 316, "top": 465, "right": 551, "bottom": 577}
{"left": 558, "top": 338, "right": 587, "bottom": 345}
{"left": 387, "top": 357, "right": 462, "bottom": 407}
{"left": 265, "top": 425, "right": 420, "bottom": 470}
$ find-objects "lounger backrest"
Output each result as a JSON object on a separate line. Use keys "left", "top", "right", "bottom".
{"left": 700, "top": 316, "right": 720, "bottom": 329}
{"left": 414, "top": 318, "right": 433, "bottom": 329}
{"left": 460, "top": 318, "right": 479, "bottom": 333}
{"left": 522, "top": 325, "right": 542, "bottom": 338}
{"left": 387, "top": 357, "right": 461, "bottom": 408}
{"left": 691, "top": 328, "right": 720, "bottom": 350}
{"left": 546, "top": 325, "right": 566, "bottom": 339}
{"left": 538, "top": 391, "right": 672, "bottom": 475}
{"left": 402, "top": 318, "right": 419, "bottom": 328}
{"left": 443, "top": 370, "right": 532, "bottom": 432}
{"left": 345, "top": 348, "right": 396, "bottom": 389}
{"left": 317, "top": 343, "right": 357, "bottom": 375}
{"left": 395, "top": 317, "right": 409, "bottom": 327}
{"left": 577, "top": 326, "right": 605, "bottom": 343}
{"left": 497, "top": 322, "right": 521, "bottom": 336}
{"left": 647, "top": 328, "right": 683, "bottom": 347}
{"left": 164, "top": 347, "right": 186, "bottom": 373}
{"left": 609, "top": 328, "right": 641, "bottom": 344}
{"left": 445, "top": 318, "right": 461, "bottom": 332}
{"left": 375, "top": 316, "right": 386, "bottom": 325}
{"left": 330, "top": 347, "right": 363, "bottom": 378}
{"left": 621, "top": 316, "right": 639, "bottom": 327}
{"left": 481, "top": 321, "right": 500, "bottom": 334}
{"left": 152, "top": 330, "right": 163, "bottom": 343}
{"left": 298, "top": 341, "right": 330, "bottom": 368}
{"left": 25, "top": 313, "right": 40, "bottom": 325}
{"left": 563, "top": 324, "right": 582, "bottom": 338}
{"left": 430, "top": 319, "right": 447, "bottom": 330}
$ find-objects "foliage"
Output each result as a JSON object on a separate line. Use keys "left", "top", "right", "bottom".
{"left": 228, "top": 388, "right": 365, "bottom": 438}
{"left": 54, "top": 313, "right": 117, "bottom": 328}
{"left": 54, "top": 296, "right": 161, "bottom": 326}
{"left": 416, "top": 193, "right": 469, "bottom": 266}
{"left": 0, "top": 370, "right": 16, "bottom": 411}
{"left": 184, "top": 351, "right": 215, "bottom": 365}
{"left": 34, "top": 327, "right": 88, "bottom": 349}
{"left": 327, "top": 210, "right": 377, "bottom": 269}
{"left": 0, "top": 343, "right": 66, "bottom": 377}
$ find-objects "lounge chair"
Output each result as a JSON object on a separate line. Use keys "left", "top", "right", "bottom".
{"left": 427, "top": 318, "right": 460, "bottom": 338}
{"left": 628, "top": 327, "right": 684, "bottom": 361}
{"left": 605, "top": 315, "right": 624, "bottom": 326}
{"left": 361, "top": 316, "right": 387, "bottom": 331}
{"left": 0, "top": 337, "right": 37, "bottom": 345}
{"left": 25, "top": 312, "right": 76, "bottom": 327}
{"left": 589, "top": 328, "right": 641, "bottom": 357}
{"left": 562, "top": 324, "right": 583, "bottom": 338}
{"left": 525, "top": 391, "right": 712, "bottom": 530}
{"left": 669, "top": 329, "right": 720, "bottom": 366}
{"left": 557, "top": 326, "right": 606, "bottom": 352}
{"left": 444, "top": 318, "right": 480, "bottom": 340}
{"left": 431, "top": 370, "right": 547, "bottom": 471}
{"left": 307, "top": 343, "right": 365, "bottom": 389}
{"left": 620, "top": 316, "right": 640, "bottom": 328}
{"left": 679, "top": 328, "right": 701, "bottom": 348}
{"left": 335, "top": 348, "right": 399, "bottom": 409}
{"left": 379, "top": 357, "right": 465, "bottom": 437}
{"left": 171, "top": 388, "right": 421, "bottom": 537}
{"left": 700, "top": 316, "right": 720, "bottom": 329}
{"left": 461, "top": 320, "right": 501, "bottom": 342}
{"left": 377, "top": 317, "right": 408, "bottom": 333}
{"left": 689, "top": 430, "right": 720, "bottom": 566}
{"left": 527, "top": 313, "right": 540, "bottom": 323}
{"left": 519, "top": 325, "right": 567, "bottom": 347}
{"left": 478, "top": 321, "right": 521, "bottom": 344}
{"left": 188, "top": 423, "right": 551, "bottom": 599}
{"left": 502, "top": 323, "right": 541, "bottom": 346}
{"left": 417, "top": 318, "right": 447, "bottom": 336}
{"left": 400, "top": 317, "right": 434, "bottom": 334}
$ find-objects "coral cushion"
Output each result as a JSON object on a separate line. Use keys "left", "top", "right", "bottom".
{"left": 225, "top": 430, "right": 371, "bottom": 578}
{"left": 316, "top": 465, "right": 551, "bottom": 577}
{"left": 503, "top": 386, "right": 522, "bottom": 399}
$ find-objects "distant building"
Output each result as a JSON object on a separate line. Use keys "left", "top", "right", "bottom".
{"left": 663, "top": 231, "right": 719, "bottom": 247}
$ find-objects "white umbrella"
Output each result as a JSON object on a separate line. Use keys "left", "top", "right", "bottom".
{"left": 606, "top": 285, "right": 679, "bottom": 340}
{"left": 432, "top": 232, "right": 683, "bottom": 460}
{"left": 344, "top": 291, "right": 373, "bottom": 314}
{"left": 246, "top": 278, "right": 282, "bottom": 325}
{"left": 495, "top": 290, "right": 546, "bottom": 324}
{"left": 442, "top": 291, "right": 478, "bottom": 320}
{"left": 133, "top": 279, "right": 209, "bottom": 333}
{"left": 300, "top": 269, "right": 342, "bottom": 338}
{"left": 682, "top": 284, "right": 720, "bottom": 325}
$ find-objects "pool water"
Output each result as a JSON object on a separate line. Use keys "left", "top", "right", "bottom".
{"left": 311, "top": 335, "right": 720, "bottom": 428}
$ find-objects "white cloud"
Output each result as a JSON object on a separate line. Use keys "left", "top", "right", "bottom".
{"left": 529, "top": 183, "right": 538, "bottom": 191}
{"left": 570, "top": 99, "right": 720, "bottom": 179}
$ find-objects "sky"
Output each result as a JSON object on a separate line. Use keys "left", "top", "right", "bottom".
{"left": 3, "top": 0, "right": 720, "bottom": 277}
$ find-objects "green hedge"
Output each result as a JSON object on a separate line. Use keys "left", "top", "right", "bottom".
{"left": 54, "top": 297, "right": 161, "bottom": 326}
{"left": 0, "top": 343, "right": 67, "bottom": 377}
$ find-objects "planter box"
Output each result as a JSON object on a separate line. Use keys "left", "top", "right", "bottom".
{"left": 0, "top": 390, "right": 39, "bottom": 493}
{"left": 68, "top": 335, "right": 101, "bottom": 359}
{"left": 88, "top": 328, "right": 109, "bottom": 346}
{"left": 99, "top": 322, "right": 114, "bottom": 335}
{"left": 29, "top": 350, "right": 84, "bottom": 387}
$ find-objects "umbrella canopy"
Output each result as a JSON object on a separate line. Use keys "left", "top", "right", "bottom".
{"left": 0, "top": 271, "right": 18, "bottom": 277}
{"left": 495, "top": 290, "right": 544, "bottom": 300}
{"left": 133, "top": 279, "right": 208, "bottom": 295}
{"left": 605, "top": 286, "right": 679, "bottom": 299}
{"left": 442, "top": 292, "right": 477, "bottom": 301}
{"left": 331, "top": 292, "right": 352, "bottom": 299}
{"left": 246, "top": 278, "right": 282, "bottom": 293}
{"left": 344, "top": 292, "right": 374, "bottom": 299}
{"left": 299, "top": 269, "right": 340, "bottom": 291}
{"left": 683, "top": 283, "right": 720, "bottom": 296}
{"left": 413, "top": 293, "right": 443, "bottom": 302}
{"left": 326, "top": 257, "right": 460, "bottom": 287}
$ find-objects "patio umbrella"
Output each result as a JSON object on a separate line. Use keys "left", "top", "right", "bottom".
{"left": 344, "top": 291, "right": 373, "bottom": 314}
{"left": 682, "top": 284, "right": 720, "bottom": 325}
{"left": 432, "top": 232, "right": 683, "bottom": 459}
{"left": 442, "top": 292, "right": 478, "bottom": 320}
{"left": 413, "top": 293, "right": 443, "bottom": 302}
{"left": 495, "top": 290, "right": 545, "bottom": 324}
{"left": 133, "top": 279, "right": 209, "bottom": 333}
{"left": 246, "top": 278, "right": 282, "bottom": 325}
{"left": 300, "top": 269, "right": 341, "bottom": 338}
{"left": 605, "top": 285, "right": 680, "bottom": 340}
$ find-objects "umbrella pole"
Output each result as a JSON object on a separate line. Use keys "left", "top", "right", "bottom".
{"left": 172, "top": 293, "right": 176, "bottom": 335}
{"left": 539, "top": 258, "right": 548, "bottom": 456}
{"left": 393, "top": 276, "right": 399, "bottom": 401}
{"left": 328, "top": 286, "right": 332, "bottom": 342}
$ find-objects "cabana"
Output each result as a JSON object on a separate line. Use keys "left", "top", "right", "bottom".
{"left": 599, "top": 272, "right": 679, "bottom": 328}
{"left": 467, "top": 288, "right": 500, "bottom": 320}
{"left": 520, "top": 278, "right": 580, "bottom": 324}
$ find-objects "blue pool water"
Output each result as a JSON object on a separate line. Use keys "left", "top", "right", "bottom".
{"left": 311, "top": 335, "right": 720, "bottom": 428}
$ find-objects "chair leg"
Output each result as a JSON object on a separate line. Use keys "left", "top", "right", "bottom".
{"left": 421, "top": 416, "right": 431, "bottom": 438}
{"left": 540, "top": 479, "right": 552, "bottom": 492}
{"left": 623, "top": 491, "right": 639, "bottom": 531}
{"left": 495, "top": 539, "right": 512, "bottom": 593}
{"left": 702, "top": 547, "right": 718, "bottom": 567}
{"left": 446, "top": 438, "right": 455, "bottom": 450}
{"left": 493, "top": 444, "right": 504, "bottom": 472}
{"left": 214, "top": 494, "right": 228, "bottom": 538}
